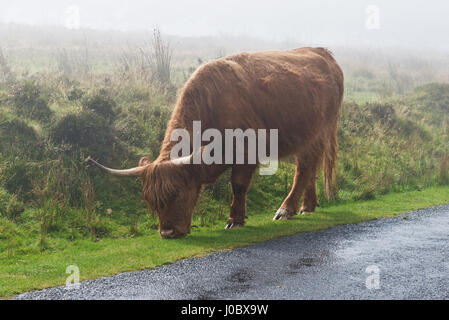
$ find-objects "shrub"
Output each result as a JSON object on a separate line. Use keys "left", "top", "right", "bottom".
{"left": 5, "top": 194, "right": 25, "bottom": 220}
{"left": 0, "top": 159, "right": 37, "bottom": 199}
{"left": 10, "top": 80, "right": 52, "bottom": 121}
{"left": 82, "top": 89, "right": 118, "bottom": 121}
{"left": 141, "top": 105, "right": 171, "bottom": 157}
{"left": 117, "top": 104, "right": 171, "bottom": 156}
{"left": 409, "top": 83, "right": 449, "bottom": 128}
{"left": 0, "top": 188, "right": 25, "bottom": 220}
{"left": 49, "top": 110, "right": 128, "bottom": 163}
{"left": 365, "top": 103, "right": 396, "bottom": 127}
{"left": 67, "top": 86, "right": 85, "bottom": 101}
{"left": 414, "top": 83, "right": 449, "bottom": 111}
{"left": 115, "top": 114, "right": 148, "bottom": 148}
{"left": 0, "top": 115, "right": 43, "bottom": 159}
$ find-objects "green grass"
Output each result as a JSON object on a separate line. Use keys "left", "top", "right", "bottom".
{"left": 1, "top": 185, "right": 449, "bottom": 299}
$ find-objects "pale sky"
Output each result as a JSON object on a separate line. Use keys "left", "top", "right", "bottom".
{"left": 1, "top": 0, "right": 449, "bottom": 50}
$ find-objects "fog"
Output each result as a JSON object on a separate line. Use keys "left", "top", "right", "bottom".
{"left": 1, "top": 0, "right": 449, "bottom": 50}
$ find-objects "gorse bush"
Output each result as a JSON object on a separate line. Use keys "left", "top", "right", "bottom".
{"left": 0, "top": 116, "right": 43, "bottom": 159}
{"left": 0, "top": 188, "right": 25, "bottom": 220}
{"left": 414, "top": 83, "right": 449, "bottom": 111}
{"left": 402, "top": 83, "right": 449, "bottom": 129}
{"left": 50, "top": 110, "right": 112, "bottom": 147}
{"left": 365, "top": 103, "right": 395, "bottom": 127}
{"left": 67, "top": 86, "right": 85, "bottom": 101}
{"left": 0, "top": 159, "right": 37, "bottom": 200}
{"left": 115, "top": 113, "right": 148, "bottom": 149}
{"left": 9, "top": 80, "right": 52, "bottom": 121}
{"left": 49, "top": 110, "right": 126, "bottom": 162}
{"left": 82, "top": 89, "right": 119, "bottom": 122}
{"left": 141, "top": 105, "right": 172, "bottom": 157}
{"left": 116, "top": 104, "right": 171, "bottom": 157}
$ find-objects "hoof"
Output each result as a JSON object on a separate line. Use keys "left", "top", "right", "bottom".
{"left": 160, "top": 229, "right": 176, "bottom": 238}
{"left": 273, "top": 208, "right": 295, "bottom": 220}
{"left": 299, "top": 206, "right": 316, "bottom": 215}
{"left": 225, "top": 222, "right": 244, "bottom": 230}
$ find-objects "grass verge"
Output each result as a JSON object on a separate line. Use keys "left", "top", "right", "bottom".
{"left": 2, "top": 185, "right": 449, "bottom": 299}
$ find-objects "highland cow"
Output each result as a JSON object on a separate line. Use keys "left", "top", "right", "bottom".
{"left": 87, "top": 47, "right": 344, "bottom": 238}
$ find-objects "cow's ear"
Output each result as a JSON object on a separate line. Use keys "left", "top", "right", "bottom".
{"left": 139, "top": 157, "right": 151, "bottom": 167}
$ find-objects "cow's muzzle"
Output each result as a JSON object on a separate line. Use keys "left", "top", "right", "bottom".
{"left": 159, "top": 228, "right": 187, "bottom": 239}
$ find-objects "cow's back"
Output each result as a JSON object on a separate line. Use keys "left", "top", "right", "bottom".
{"left": 168, "top": 47, "right": 344, "bottom": 158}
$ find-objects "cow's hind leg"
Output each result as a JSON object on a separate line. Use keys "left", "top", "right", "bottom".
{"left": 225, "top": 165, "right": 256, "bottom": 229}
{"left": 273, "top": 151, "right": 322, "bottom": 220}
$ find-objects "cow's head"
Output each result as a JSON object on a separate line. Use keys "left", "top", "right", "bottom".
{"left": 86, "top": 155, "right": 201, "bottom": 238}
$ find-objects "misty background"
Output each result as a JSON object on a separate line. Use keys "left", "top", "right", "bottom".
{"left": 0, "top": 0, "right": 449, "bottom": 50}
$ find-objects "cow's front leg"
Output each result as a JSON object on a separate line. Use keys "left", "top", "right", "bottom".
{"left": 225, "top": 165, "right": 256, "bottom": 229}
{"left": 300, "top": 176, "right": 319, "bottom": 214}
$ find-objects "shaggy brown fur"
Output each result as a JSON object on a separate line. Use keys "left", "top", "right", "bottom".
{"left": 92, "top": 47, "right": 344, "bottom": 238}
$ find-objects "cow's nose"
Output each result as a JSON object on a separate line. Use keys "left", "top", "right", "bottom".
{"left": 160, "top": 229, "right": 175, "bottom": 238}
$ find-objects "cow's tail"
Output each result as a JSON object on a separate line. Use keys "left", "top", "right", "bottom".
{"left": 323, "top": 128, "right": 338, "bottom": 200}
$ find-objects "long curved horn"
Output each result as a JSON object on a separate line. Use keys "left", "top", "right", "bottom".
{"left": 86, "top": 156, "right": 146, "bottom": 177}
{"left": 170, "top": 154, "right": 193, "bottom": 165}
{"left": 170, "top": 147, "right": 203, "bottom": 165}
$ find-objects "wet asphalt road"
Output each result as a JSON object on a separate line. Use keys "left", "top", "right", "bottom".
{"left": 16, "top": 204, "right": 449, "bottom": 300}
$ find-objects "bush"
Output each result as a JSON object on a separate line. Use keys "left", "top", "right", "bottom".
{"left": 365, "top": 103, "right": 396, "bottom": 127}
{"left": 408, "top": 83, "right": 449, "bottom": 128}
{"left": 115, "top": 114, "right": 148, "bottom": 149}
{"left": 117, "top": 104, "right": 171, "bottom": 156}
{"left": 10, "top": 80, "right": 52, "bottom": 121}
{"left": 140, "top": 105, "right": 171, "bottom": 157}
{"left": 67, "top": 86, "right": 85, "bottom": 101}
{"left": 82, "top": 89, "right": 119, "bottom": 121}
{"left": 0, "top": 159, "right": 37, "bottom": 199}
{"left": 414, "top": 83, "right": 449, "bottom": 111}
{"left": 0, "top": 188, "right": 25, "bottom": 220}
{"left": 49, "top": 110, "right": 127, "bottom": 163}
{"left": 0, "top": 115, "right": 43, "bottom": 159}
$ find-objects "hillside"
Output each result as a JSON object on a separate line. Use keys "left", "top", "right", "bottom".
{"left": 1, "top": 28, "right": 449, "bottom": 260}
